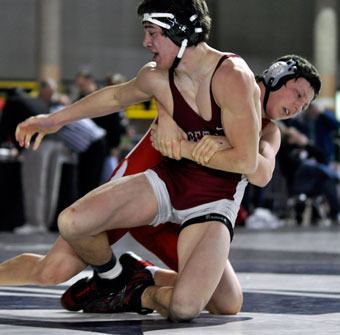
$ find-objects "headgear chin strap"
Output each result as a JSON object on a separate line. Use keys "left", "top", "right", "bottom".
{"left": 142, "top": 12, "right": 203, "bottom": 70}
{"left": 262, "top": 59, "right": 299, "bottom": 112}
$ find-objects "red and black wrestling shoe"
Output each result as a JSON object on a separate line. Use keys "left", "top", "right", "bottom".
{"left": 60, "top": 272, "right": 127, "bottom": 312}
{"left": 83, "top": 269, "right": 155, "bottom": 315}
{"left": 60, "top": 252, "right": 153, "bottom": 311}
{"left": 119, "top": 251, "right": 154, "bottom": 274}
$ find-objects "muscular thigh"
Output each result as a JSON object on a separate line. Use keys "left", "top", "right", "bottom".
{"left": 207, "top": 260, "right": 243, "bottom": 314}
{"left": 63, "top": 173, "right": 158, "bottom": 236}
{"left": 173, "top": 222, "right": 231, "bottom": 308}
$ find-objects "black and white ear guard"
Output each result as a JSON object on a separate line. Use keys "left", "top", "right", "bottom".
{"left": 262, "top": 59, "right": 299, "bottom": 112}
{"left": 142, "top": 12, "right": 203, "bottom": 70}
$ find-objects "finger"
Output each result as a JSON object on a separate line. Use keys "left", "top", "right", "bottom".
{"left": 203, "top": 141, "right": 221, "bottom": 163}
{"left": 170, "top": 139, "right": 179, "bottom": 159}
{"left": 15, "top": 124, "right": 23, "bottom": 147}
{"left": 195, "top": 141, "right": 211, "bottom": 164}
{"left": 16, "top": 123, "right": 30, "bottom": 147}
{"left": 192, "top": 140, "right": 206, "bottom": 161}
{"left": 159, "top": 139, "right": 169, "bottom": 157}
{"left": 24, "top": 132, "right": 34, "bottom": 149}
{"left": 202, "top": 143, "right": 216, "bottom": 163}
{"left": 173, "top": 139, "right": 181, "bottom": 160}
{"left": 164, "top": 139, "right": 173, "bottom": 158}
{"left": 150, "top": 135, "right": 160, "bottom": 151}
{"left": 33, "top": 133, "right": 44, "bottom": 151}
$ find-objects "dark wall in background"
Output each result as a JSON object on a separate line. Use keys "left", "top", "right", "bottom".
{"left": 0, "top": 0, "right": 338, "bottom": 84}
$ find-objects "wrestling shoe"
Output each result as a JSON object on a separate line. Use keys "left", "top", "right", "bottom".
{"left": 83, "top": 269, "right": 155, "bottom": 315}
{"left": 119, "top": 251, "right": 154, "bottom": 275}
{"left": 60, "top": 271, "right": 126, "bottom": 311}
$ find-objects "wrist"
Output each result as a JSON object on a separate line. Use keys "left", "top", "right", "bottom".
{"left": 51, "top": 106, "right": 69, "bottom": 127}
{"left": 180, "top": 140, "right": 189, "bottom": 159}
{"left": 181, "top": 140, "right": 196, "bottom": 160}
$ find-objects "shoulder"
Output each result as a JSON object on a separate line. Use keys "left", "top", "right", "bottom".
{"left": 135, "top": 62, "right": 169, "bottom": 95}
{"left": 212, "top": 55, "right": 259, "bottom": 105}
{"left": 136, "top": 62, "right": 168, "bottom": 82}
{"left": 217, "top": 56, "right": 255, "bottom": 85}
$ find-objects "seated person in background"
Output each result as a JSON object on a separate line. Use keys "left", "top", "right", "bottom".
{"left": 278, "top": 124, "right": 339, "bottom": 224}
{"left": 39, "top": 78, "right": 107, "bottom": 198}
{"left": 0, "top": 81, "right": 106, "bottom": 233}
{"left": 284, "top": 101, "right": 340, "bottom": 165}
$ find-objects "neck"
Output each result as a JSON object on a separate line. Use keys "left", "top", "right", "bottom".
{"left": 174, "top": 42, "right": 215, "bottom": 79}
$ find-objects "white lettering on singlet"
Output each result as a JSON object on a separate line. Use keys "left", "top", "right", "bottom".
{"left": 187, "top": 126, "right": 224, "bottom": 141}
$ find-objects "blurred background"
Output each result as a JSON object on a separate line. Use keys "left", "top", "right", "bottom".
{"left": 0, "top": 0, "right": 339, "bottom": 112}
{"left": 0, "top": 0, "right": 339, "bottom": 233}
{"left": 0, "top": 0, "right": 338, "bottom": 95}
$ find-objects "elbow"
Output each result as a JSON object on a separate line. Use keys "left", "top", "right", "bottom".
{"left": 253, "top": 177, "right": 270, "bottom": 188}
{"left": 241, "top": 155, "right": 258, "bottom": 175}
{"left": 249, "top": 170, "right": 273, "bottom": 188}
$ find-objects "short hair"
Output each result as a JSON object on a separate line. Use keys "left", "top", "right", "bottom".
{"left": 258, "top": 55, "right": 321, "bottom": 99}
{"left": 276, "top": 55, "right": 321, "bottom": 97}
{"left": 137, "top": 0, "right": 211, "bottom": 45}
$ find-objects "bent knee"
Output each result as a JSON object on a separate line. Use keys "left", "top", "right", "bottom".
{"left": 169, "top": 296, "right": 203, "bottom": 322}
{"left": 57, "top": 206, "right": 80, "bottom": 240}
{"left": 213, "top": 301, "right": 242, "bottom": 315}
{"left": 209, "top": 293, "right": 243, "bottom": 315}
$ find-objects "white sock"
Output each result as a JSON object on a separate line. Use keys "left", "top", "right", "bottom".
{"left": 145, "top": 265, "right": 160, "bottom": 278}
{"left": 97, "top": 261, "right": 122, "bottom": 280}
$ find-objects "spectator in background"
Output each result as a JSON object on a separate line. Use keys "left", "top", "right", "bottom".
{"left": 95, "top": 73, "right": 128, "bottom": 181}
{"left": 305, "top": 102, "right": 340, "bottom": 164}
{"left": 12, "top": 79, "right": 107, "bottom": 233}
{"left": 73, "top": 70, "right": 97, "bottom": 101}
{"left": 277, "top": 124, "right": 339, "bottom": 224}
{"left": 285, "top": 101, "right": 340, "bottom": 164}
{"left": 41, "top": 78, "right": 107, "bottom": 197}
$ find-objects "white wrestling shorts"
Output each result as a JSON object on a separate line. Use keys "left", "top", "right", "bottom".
{"left": 144, "top": 169, "right": 238, "bottom": 240}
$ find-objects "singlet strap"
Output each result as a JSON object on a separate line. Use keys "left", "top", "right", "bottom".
{"left": 211, "top": 53, "right": 240, "bottom": 83}
{"left": 208, "top": 53, "right": 241, "bottom": 123}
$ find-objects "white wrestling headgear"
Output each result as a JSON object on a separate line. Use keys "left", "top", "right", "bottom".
{"left": 142, "top": 12, "right": 203, "bottom": 69}
{"left": 262, "top": 59, "right": 299, "bottom": 111}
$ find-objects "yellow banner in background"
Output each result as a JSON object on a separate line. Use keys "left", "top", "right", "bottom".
{"left": 125, "top": 99, "right": 157, "bottom": 119}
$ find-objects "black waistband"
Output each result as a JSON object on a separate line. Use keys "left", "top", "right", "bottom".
{"left": 179, "top": 213, "right": 234, "bottom": 242}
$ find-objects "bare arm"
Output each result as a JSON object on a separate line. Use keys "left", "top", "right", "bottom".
{"left": 186, "top": 121, "right": 281, "bottom": 187}
{"left": 246, "top": 122, "right": 281, "bottom": 187}
{"left": 182, "top": 60, "right": 261, "bottom": 174}
{"left": 15, "top": 63, "right": 156, "bottom": 150}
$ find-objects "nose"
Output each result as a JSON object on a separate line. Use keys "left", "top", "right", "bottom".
{"left": 293, "top": 102, "right": 304, "bottom": 115}
{"left": 143, "top": 34, "right": 151, "bottom": 49}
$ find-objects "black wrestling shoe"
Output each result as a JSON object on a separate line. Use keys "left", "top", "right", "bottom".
{"left": 60, "top": 272, "right": 126, "bottom": 311}
{"left": 83, "top": 269, "right": 155, "bottom": 315}
{"left": 119, "top": 251, "right": 154, "bottom": 274}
